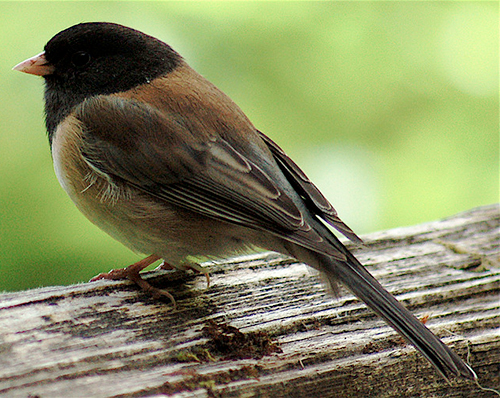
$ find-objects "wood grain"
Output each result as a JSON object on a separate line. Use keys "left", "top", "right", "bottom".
{"left": 0, "top": 204, "right": 498, "bottom": 397}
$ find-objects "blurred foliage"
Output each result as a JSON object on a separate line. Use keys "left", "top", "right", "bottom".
{"left": 0, "top": 2, "right": 498, "bottom": 291}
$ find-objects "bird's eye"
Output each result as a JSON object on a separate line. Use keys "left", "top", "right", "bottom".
{"left": 71, "top": 51, "right": 91, "bottom": 67}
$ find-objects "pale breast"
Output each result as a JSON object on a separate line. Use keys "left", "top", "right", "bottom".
{"left": 52, "top": 116, "right": 87, "bottom": 197}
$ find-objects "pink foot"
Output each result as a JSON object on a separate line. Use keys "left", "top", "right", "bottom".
{"left": 90, "top": 254, "right": 177, "bottom": 307}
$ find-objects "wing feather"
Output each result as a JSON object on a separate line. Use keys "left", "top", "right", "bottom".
{"left": 258, "top": 131, "right": 363, "bottom": 244}
{"left": 76, "top": 95, "right": 346, "bottom": 260}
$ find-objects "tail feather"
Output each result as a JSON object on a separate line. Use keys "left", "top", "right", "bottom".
{"left": 316, "top": 249, "right": 476, "bottom": 380}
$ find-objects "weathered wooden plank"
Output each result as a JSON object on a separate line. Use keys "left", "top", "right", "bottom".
{"left": 0, "top": 204, "right": 498, "bottom": 397}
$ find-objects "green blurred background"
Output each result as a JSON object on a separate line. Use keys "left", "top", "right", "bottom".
{"left": 1, "top": 2, "right": 498, "bottom": 292}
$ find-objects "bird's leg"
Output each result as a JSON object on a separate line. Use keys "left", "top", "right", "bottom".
{"left": 90, "top": 254, "right": 161, "bottom": 281}
{"left": 154, "top": 260, "right": 175, "bottom": 270}
{"left": 90, "top": 254, "right": 177, "bottom": 307}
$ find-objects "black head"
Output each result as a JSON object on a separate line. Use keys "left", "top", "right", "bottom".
{"left": 41, "top": 22, "right": 182, "bottom": 138}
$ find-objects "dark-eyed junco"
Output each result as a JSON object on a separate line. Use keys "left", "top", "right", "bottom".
{"left": 14, "top": 22, "right": 475, "bottom": 381}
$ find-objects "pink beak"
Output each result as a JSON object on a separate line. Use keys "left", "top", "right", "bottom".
{"left": 13, "top": 52, "right": 55, "bottom": 76}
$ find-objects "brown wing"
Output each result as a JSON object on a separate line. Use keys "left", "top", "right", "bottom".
{"left": 75, "top": 95, "right": 346, "bottom": 260}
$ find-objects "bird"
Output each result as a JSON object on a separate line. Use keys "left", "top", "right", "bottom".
{"left": 13, "top": 22, "right": 476, "bottom": 381}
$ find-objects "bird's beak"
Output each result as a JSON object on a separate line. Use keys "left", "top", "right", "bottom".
{"left": 13, "top": 51, "right": 55, "bottom": 76}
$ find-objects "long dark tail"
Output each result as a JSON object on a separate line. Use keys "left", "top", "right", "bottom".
{"left": 312, "top": 248, "right": 476, "bottom": 380}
